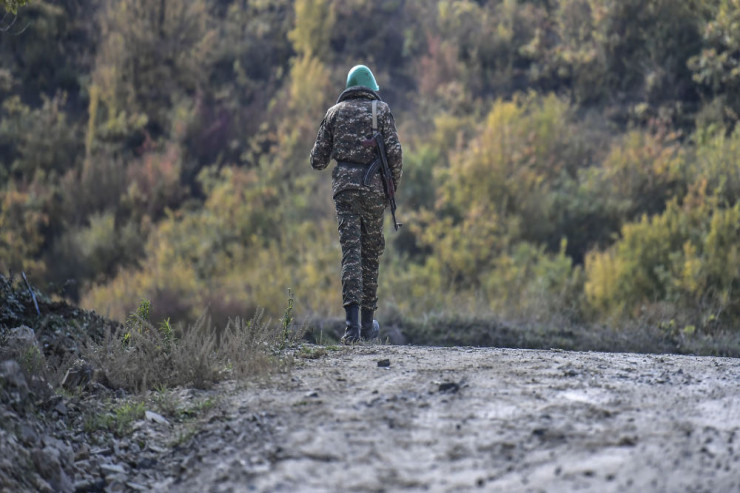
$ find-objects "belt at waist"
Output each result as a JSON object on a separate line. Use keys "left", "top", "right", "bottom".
{"left": 337, "top": 158, "right": 381, "bottom": 187}
{"left": 336, "top": 160, "right": 372, "bottom": 168}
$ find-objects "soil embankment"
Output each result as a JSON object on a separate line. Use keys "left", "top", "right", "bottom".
{"left": 139, "top": 345, "right": 740, "bottom": 492}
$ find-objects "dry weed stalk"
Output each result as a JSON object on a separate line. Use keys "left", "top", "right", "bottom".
{"left": 84, "top": 307, "right": 289, "bottom": 392}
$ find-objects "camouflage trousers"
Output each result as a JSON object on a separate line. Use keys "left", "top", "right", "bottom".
{"left": 334, "top": 188, "right": 386, "bottom": 310}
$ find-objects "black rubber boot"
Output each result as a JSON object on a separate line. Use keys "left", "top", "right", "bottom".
{"left": 361, "top": 307, "right": 380, "bottom": 340}
{"left": 341, "top": 304, "right": 361, "bottom": 344}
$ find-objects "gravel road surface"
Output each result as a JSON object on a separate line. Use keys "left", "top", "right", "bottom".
{"left": 146, "top": 345, "right": 740, "bottom": 492}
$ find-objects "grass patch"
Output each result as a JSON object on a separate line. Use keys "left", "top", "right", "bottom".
{"left": 83, "top": 399, "right": 146, "bottom": 437}
{"left": 150, "top": 387, "right": 218, "bottom": 422}
{"left": 2, "top": 278, "right": 295, "bottom": 400}
{"left": 83, "top": 300, "right": 294, "bottom": 392}
{"left": 298, "top": 345, "right": 328, "bottom": 360}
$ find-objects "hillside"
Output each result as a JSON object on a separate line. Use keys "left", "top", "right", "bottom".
{"left": 4, "top": 1, "right": 740, "bottom": 344}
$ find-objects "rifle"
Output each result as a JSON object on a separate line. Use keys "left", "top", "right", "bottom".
{"left": 361, "top": 100, "right": 401, "bottom": 231}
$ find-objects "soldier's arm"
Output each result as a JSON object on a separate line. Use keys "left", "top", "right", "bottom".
{"left": 381, "top": 106, "right": 402, "bottom": 189}
{"left": 310, "top": 110, "right": 334, "bottom": 170}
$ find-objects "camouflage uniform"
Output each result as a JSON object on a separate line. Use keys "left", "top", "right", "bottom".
{"left": 310, "top": 86, "right": 403, "bottom": 310}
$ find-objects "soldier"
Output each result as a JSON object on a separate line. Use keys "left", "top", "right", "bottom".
{"left": 310, "top": 65, "right": 403, "bottom": 343}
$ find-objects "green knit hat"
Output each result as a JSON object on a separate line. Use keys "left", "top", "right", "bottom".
{"left": 346, "top": 65, "right": 380, "bottom": 91}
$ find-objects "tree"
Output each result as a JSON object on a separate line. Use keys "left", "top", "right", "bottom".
{"left": 1, "top": 0, "right": 28, "bottom": 15}
{"left": 689, "top": 0, "right": 740, "bottom": 126}
{"left": 92, "top": 0, "right": 215, "bottom": 140}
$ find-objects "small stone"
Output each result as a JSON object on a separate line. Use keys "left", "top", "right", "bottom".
{"left": 126, "top": 481, "right": 149, "bottom": 491}
{"left": 377, "top": 359, "right": 391, "bottom": 368}
{"left": 31, "top": 446, "right": 73, "bottom": 493}
{"left": 148, "top": 444, "right": 167, "bottom": 454}
{"left": 90, "top": 447, "right": 112, "bottom": 456}
{"left": 0, "top": 360, "right": 29, "bottom": 402}
{"left": 73, "top": 477, "right": 106, "bottom": 492}
{"left": 438, "top": 382, "right": 460, "bottom": 393}
{"left": 100, "top": 463, "right": 126, "bottom": 475}
{"left": 618, "top": 436, "right": 637, "bottom": 447}
{"left": 54, "top": 401, "right": 68, "bottom": 416}
{"left": 19, "top": 424, "right": 39, "bottom": 446}
{"left": 144, "top": 411, "right": 169, "bottom": 425}
{"left": 32, "top": 474, "right": 54, "bottom": 493}
{"left": 106, "top": 478, "right": 127, "bottom": 491}
{"left": 74, "top": 459, "right": 92, "bottom": 473}
{"left": 6, "top": 326, "right": 38, "bottom": 352}
{"left": 137, "top": 457, "right": 157, "bottom": 469}
{"left": 304, "top": 390, "right": 319, "bottom": 398}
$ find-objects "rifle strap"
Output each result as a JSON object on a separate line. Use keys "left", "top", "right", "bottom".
{"left": 371, "top": 100, "right": 378, "bottom": 133}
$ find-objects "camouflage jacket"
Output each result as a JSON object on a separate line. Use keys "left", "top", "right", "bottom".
{"left": 310, "top": 86, "right": 403, "bottom": 198}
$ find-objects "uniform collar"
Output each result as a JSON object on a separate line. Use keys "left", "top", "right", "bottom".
{"left": 336, "top": 86, "right": 381, "bottom": 104}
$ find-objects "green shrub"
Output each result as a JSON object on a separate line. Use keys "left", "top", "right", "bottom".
{"left": 585, "top": 185, "right": 740, "bottom": 330}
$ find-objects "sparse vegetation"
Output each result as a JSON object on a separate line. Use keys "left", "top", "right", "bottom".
{"left": 83, "top": 299, "right": 293, "bottom": 392}
{"left": 298, "top": 345, "right": 328, "bottom": 360}
{"left": 150, "top": 386, "right": 218, "bottom": 422}
{"left": 280, "top": 290, "right": 295, "bottom": 350}
{"left": 169, "top": 425, "right": 199, "bottom": 448}
{"left": 83, "top": 400, "right": 146, "bottom": 437}
{"left": 0, "top": 278, "right": 291, "bottom": 491}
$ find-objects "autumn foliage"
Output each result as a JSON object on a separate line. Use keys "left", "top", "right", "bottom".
{"left": 4, "top": 0, "right": 740, "bottom": 341}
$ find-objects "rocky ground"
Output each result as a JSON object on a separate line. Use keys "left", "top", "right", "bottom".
{"left": 5, "top": 343, "right": 731, "bottom": 492}
{"left": 0, "top": 356, "right": 222, "bottom": 492}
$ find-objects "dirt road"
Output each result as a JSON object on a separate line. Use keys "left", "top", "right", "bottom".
{"left": 142, "top": 345, "right": 740, "bottom": 492}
